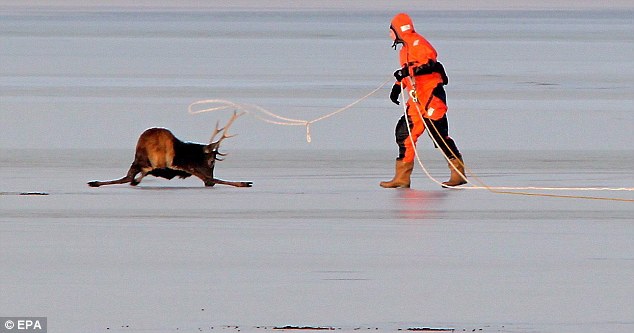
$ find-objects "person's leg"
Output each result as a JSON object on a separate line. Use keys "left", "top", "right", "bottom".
{"left": 395, "top": 115, "right": 409, "bottom": 160}
{"left": 401, "top": 108, "right": 426, "bottom": 163}
{"left": 424, "top": 115, "right": 467, "bottom": 187}
{"left": 425, "top": 85, "right": 467, "bottom": 187}
{"left": 424, "top": 115, "right": 461, "bottom": 160}
{"left": 380, "top": 111, "right": 423, "bottom": 188}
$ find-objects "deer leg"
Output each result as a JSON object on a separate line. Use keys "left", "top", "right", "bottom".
{"left": 88, "top": 165, "right": 140, "bottom": 187}
{"left": 184, "top": 168, "right": 216, "bottom": 187}
{"left": 130, "top": 169, "right": 149, "bottom": 186}
{"left": 211, "top": 178, "right": 253, "bottom": 187}
{"left": 88, "top": 175, "right": 133, "bottom": 187}
{"left": 186, "top": 168, "right": 251, "bottom": 187}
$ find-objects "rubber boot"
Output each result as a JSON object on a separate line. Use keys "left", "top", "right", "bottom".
{"left": 442, "top": 157, "right": 467, "bottom": 187}
{"left": 380, "top": 160, "right": 414, "bottom": 188}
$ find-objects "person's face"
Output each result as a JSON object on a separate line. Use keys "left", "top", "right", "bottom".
{"left": 389, "top": 28, "right": 396, "bottom": 41}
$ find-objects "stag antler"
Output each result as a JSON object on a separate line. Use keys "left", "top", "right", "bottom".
{"left": 209, "top": 111, "right": 244, "bottom": 145}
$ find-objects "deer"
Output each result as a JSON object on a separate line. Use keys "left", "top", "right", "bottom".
{"left": 88, "top": 111, "right": 252, "bottom": 188}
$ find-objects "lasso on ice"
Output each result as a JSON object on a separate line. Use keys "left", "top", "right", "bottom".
{"left": 188, "top": 78, "right": 633, "bottom": 202}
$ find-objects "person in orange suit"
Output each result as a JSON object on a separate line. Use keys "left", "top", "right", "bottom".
{"left": 380, "top": 12, "right": 467, "bottom": 188}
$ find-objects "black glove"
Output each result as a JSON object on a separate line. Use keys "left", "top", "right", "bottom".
{"left": 389, "top": 84, "right": 401, "bottom": 105}
{"left": 393, "top": 66, "right": 409, "bottom": 82}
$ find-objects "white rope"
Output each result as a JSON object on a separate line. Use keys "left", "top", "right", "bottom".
{"left": 400, "top": 79, "right": 633, "bottom": 201}
{"left": 187, "top": 77, "right": 632, "bottom": 201}
{"left": 188, "top": 79, "right": 392, "bottom": 143}
{"left": 460, "top": 185, "right": 633, "bottom": 191}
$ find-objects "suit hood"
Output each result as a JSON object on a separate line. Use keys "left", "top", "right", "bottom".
{"left": 390, "top": 12, "right": 415, "bottom": 42}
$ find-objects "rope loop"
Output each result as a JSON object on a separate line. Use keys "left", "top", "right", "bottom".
{"left": 188, "top": 78, "right": 392, "bottom": 143}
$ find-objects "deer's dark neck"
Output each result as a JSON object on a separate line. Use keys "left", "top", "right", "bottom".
{"left": 172, "top": 140, "right": 207, "bottom": 167}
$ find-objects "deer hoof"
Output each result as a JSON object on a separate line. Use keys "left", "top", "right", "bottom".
{"left": 87, "top": 181, "right": 101, "bottom": 187}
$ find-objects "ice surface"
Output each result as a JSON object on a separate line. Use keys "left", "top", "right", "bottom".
{"left": 1, "top": 149, "right": 633, "bottom": 333}
{"left": 1, "top": 5, "right": 633, "bottom": 333}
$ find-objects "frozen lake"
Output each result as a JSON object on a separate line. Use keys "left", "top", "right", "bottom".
{"left": 1, "top": 149, "right": 633, "bottom": 333}
{"left": 1, "top": 5, "right": 633, "bottom": 333}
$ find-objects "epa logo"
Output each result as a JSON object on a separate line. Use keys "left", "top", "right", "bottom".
{"left": 1, "top": 318, "right": 46, "bottom": 333}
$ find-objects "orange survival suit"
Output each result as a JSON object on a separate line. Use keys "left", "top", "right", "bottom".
{"left": 380, "top": 13, "right": 467, "bottom": 188}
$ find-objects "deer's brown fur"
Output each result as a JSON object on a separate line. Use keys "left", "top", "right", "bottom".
{"left": 88, "top": 112, "right": 251, "bottom": 188}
